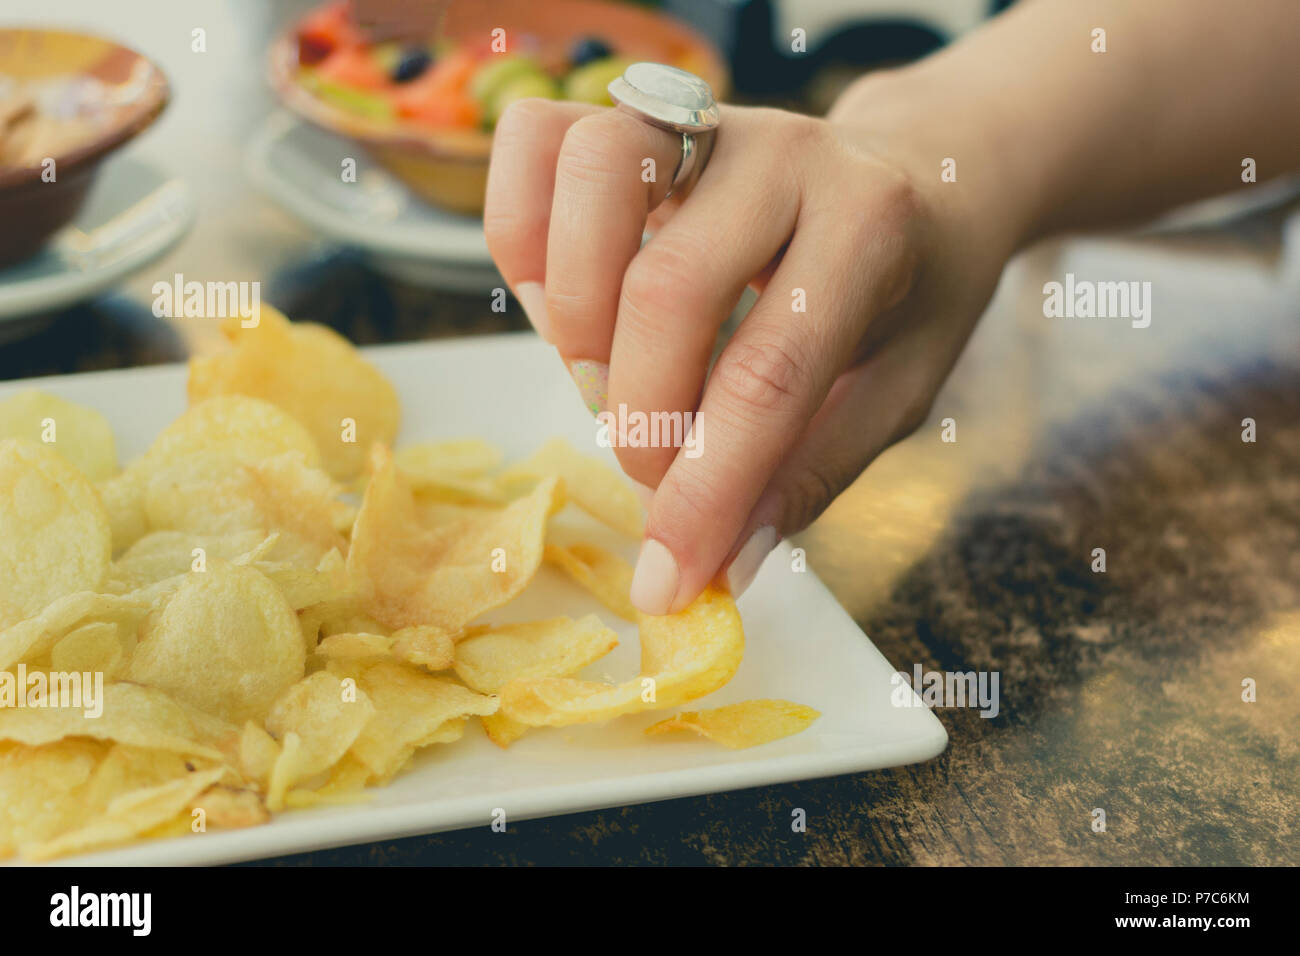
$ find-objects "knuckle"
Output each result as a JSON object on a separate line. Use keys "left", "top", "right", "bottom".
{"left": 556, "top": 115, "right": 629, "bottom": 191}
{"left": 621, "top": 242, "right": 707, "bottom": 322}
{"left": 714, "top": 336, "right": 811, "bottom": 416}
{"left": 544, "top": 285, "right": 602, "bottom": 323}
{"left": 482, "top": 205, "right": 532, "bottom": 264}
{"left": 493, "top": 97, "right": 556, "bottom": 146}
{"left": 762, "top": 107, "right": 824, "bottom": 143}
{"left": 842, "top": 175, "right": 924, "bottom": 308}
{"left": 873, "top": 166, "right": 923, "bottom": 221}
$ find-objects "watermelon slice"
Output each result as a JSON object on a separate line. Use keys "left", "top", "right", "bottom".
{"left": 296, "top": 1, "right": 363, "bottom": 66}
{"left": 317, "top": 45, "right": 391, "bottom": 92}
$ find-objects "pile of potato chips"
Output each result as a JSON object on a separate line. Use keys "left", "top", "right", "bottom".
{"left": 0, "top": 306, "right": 817, "bottom": 861}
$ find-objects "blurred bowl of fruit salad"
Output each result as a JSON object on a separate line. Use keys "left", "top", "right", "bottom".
{"left": 269, "top": 0, "right": 728, "bottom": 216}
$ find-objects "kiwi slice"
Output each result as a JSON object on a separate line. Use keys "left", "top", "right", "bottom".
{"left": 488, "top": 73, "right": 560, "bottom": 125}
{"left": 300, "top": 71, "right": 395, "bottom": 120}
{"left": 471, "top": 56, "right": 546, "bottom": 106}
{"left": 562, "top": 56, "right": 632, "bottom": 106}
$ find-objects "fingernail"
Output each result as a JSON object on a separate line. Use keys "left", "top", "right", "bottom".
{"left": 726, "top": 525, "right": 778, "bottom": 599}
{"left": 567, "top": 359, "right": 609, "bottom": 417}
{"left": 630, "top": 538, "right": 679, "bottom": 615}
{"left": 515, "top": 282, "right": 552, "bottom": 341}
{"left": 630, "top": 479, "right": 654, "bottom": 510}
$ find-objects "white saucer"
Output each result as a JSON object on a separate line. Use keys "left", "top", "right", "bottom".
{"left": 246, "top": 112, "right": 501, "bottom": 292}
{"left": 0, "top": 156, "right": 194, "bottom": 327}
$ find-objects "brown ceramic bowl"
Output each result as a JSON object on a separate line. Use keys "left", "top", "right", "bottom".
{"left": 270, "top": 0, "right": 729, "bottom": 216}
{"left": 0, "top": 28, "right": 168, "bottom": 267}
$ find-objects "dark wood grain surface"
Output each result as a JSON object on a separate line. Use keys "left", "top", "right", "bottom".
{"left": 2, "top": 0, "right": 1296, "bottom": 866}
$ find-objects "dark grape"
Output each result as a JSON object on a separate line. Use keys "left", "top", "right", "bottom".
{"left": 392, "top": 48, "right": 433, "bottom": 83}
{"left": 569, "top": 36, "right": 613, "bottom": 68}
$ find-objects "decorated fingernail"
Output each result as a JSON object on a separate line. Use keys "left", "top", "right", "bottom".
{"left": 567, "top": 359, "right": 608, "bottom": 417}
{"left": 514, "top": 282, "right": 552, "bottom": 342}
{"left": 630, "top": 538, "right": 679, "bottom": 615}
{"left": 726, "top": 525, "right": 778, "bottom": 599}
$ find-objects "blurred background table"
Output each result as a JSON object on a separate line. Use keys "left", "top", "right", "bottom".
{"left": 3, "top": 0, "right": 1297, "bottom": 865}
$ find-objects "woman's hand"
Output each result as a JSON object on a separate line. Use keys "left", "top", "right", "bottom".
{"left": 484, "top": 74, "right": 1015, "bottom": 615}
{"left": 483, "top": 0, "right": 1300, "bottom": 616}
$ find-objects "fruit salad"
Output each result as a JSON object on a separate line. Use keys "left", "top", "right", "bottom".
{"left": 294, "top": 1, "right": 633, "bottom": 131}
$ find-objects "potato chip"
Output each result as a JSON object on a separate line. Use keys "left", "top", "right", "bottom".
{"left": 50, "top": 621, "right": 122, "bottom": 677}
{"left": 237, "top": 721, "right": 281, "bottom": 790}
{"left": 0, "top": 590, "right": 147, "bottom": 671}
{"left": 98, "top": 473, "right": 151, "bottom": 556}
{"left": 412, "top": 498, "right": 503, "bottom": 528}
{"left": 143, "top": 451, "right": 349, "bottom": 568}
{"left": 462, "top": 614, "right": 618, "bottom": 748}
{"left": 544, "top": 543, "right": 637, "bottom": 622}
{"left": 409, "top": 474, "right": 509, "bottom": 506}
{"left": 422, "top": 717, "right": 469, "bottom": 746}
{"left": 331, "top": 660, "right": 496, "bottom": 782}
{"left": 127, "top": 562, "right": 305, "bottom": 724}
{"left": 0, "top": 390, "right": 116, "bottom": 481}
{"left": 59, "top": 745, "right": 235, "bottom": 854}
{"left": 395, "top": 438, "right": 503, "bottom": 480}
{"left": 391, "top": 625, "right": 456, "bottom": 671}
{"left": 253, "top": 547, "right": 348, "bottom": 611}
{"left": 0, "top": 739, "right": 106, "bottom": 857}
{"left": 264, "top": 671, "right": 374, "bottom": 809}
{"left": 645, "top": 700, "right": 820, "bottom": 749}
{"left": 499, "top": 585, "right": 743, "bottom": 727}
{"left": 348, "top": 444, "right": 562, "bottom": 631}
{"left": 144, "top": 393, "right": 323, "bottom": 472}
{"left": 297, "top": 595, "right": 388, "bottom": 652}
{"left": 140, "top": 813, "right": 195, "bottom": 840}
{"left": 188, "top": 306, "right": 400, "bottom": 481}
{"left": 101, "top": 395, "right": 322, "bottom": 555}
{"left": 190, "top": 783, "right": 269, "bottom": 829}
{"left": 106, "top": 529, "right": 270, "bottom": 594}
{"left": 500, "top": 437, "right": 642, "bottom": 537}
{"left": 315, "top": 632, "right": 394, "bottom": 661}
{"left": 0, "top": 681, "right": 222, "bottom": 758}
{"left": 0, "top": 439, "right": 111, "bottom": 631}
{"left": 283, "top": 753, "right": 372, "bottom": 808}
{"left": 453, "top": 615, "right": 619, "bottom": 694}
{"left": 22, "top": 766, "right": 226, "bottom": 860}
{"left": 479, "top": 713, "right": 532, "bottom": 748}
{"left": 79, "top": 744, "right": 199, "bottom": 810}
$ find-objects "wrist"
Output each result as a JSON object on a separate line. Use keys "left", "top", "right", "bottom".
{"left": 828, "top": 67, "right": 1038, "bottom": 258}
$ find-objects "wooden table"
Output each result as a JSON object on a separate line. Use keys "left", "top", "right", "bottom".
{"left": 3, "top": 0, "right": 1297, "bottom": 866}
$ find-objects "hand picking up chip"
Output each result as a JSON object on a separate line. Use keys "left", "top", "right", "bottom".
{"left": 0, "top": 304, "right": 817, "bottom": 861}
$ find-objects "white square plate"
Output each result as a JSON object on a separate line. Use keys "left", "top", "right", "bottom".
{"left": 1, "top": 334, "right": 947, "bottom": 866}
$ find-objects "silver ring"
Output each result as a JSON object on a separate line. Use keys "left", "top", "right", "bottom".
{"left": 608, "top": 62, "right": 718, "bottom": 203}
